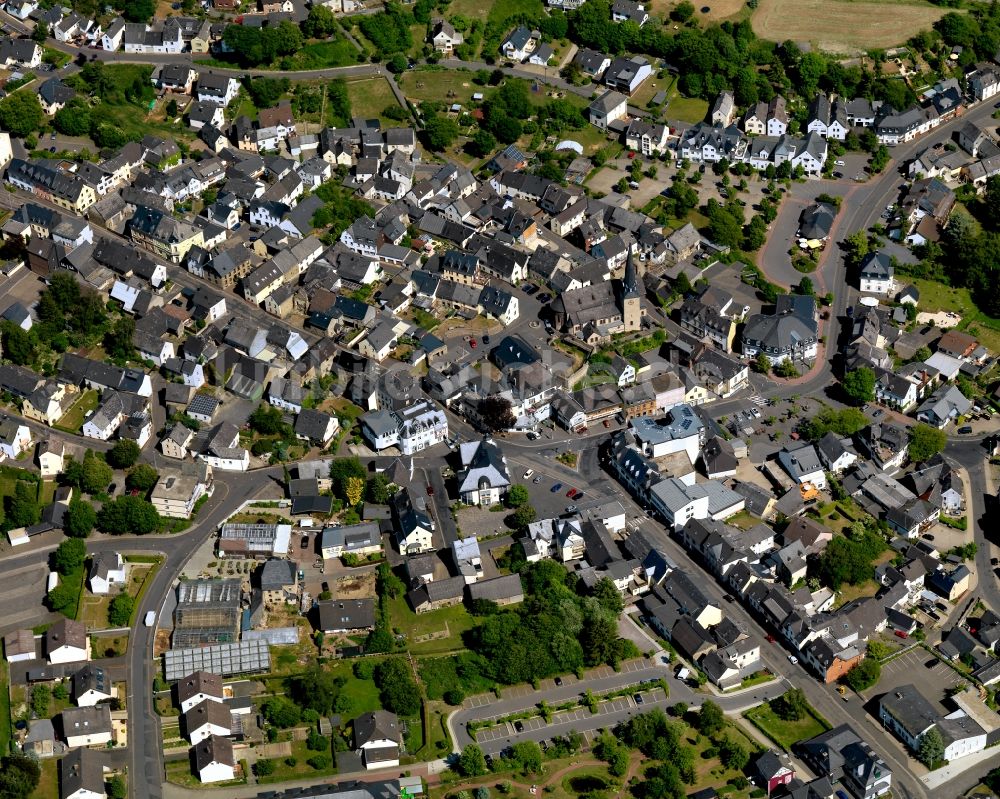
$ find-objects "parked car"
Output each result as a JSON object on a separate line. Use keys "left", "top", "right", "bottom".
{"left": 482, "top": 335, "right": 490, "bottom": 345}
{"left": 566, "top": 487, "right": 576, "bottom": 497}
{"left": 300, "top": 535, "right": 310, "bottom": 549}
{"left": 514, "top": 721, "right": 524, "bottom": 732}
{"left": 532, "top": 476, "right": 542, "bottom": 484}
{"left": 788, "top": 655, "right": 798, "bottom": 665}
{"left": 426, "top": 484, "right": 434, "bottom": 496}
{"left": 633, "top": 693, "right": 644, "bottom": 705}
{"left": 523, "top": 469, "right": 534, "bottom": 479}
{"left": 565, "top": 504, "right": 577, "bottom": 513}
{"left": 894, "top": 630, "right": 908, "bottom": 638}
{"left": 469, "top": 338, "right": 477, "bottom": 349}
{"left": 550, "top": 483, "right": 563, "bottom": 493}
{"left": 958, "top": 426, "right": 973, "bottom": 434}
{"left": 766, "top": 634, "right": 776, "bottom": 643}
{"left": 554, "top": 677, "right": 562, "bottom": 686}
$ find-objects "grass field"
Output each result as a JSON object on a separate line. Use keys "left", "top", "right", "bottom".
{"left": 388, "top": 595, "right": 479, "bottom": 655}
{"left": 398, "top": 69, "right": 480, "bottom": 107}
{"left": 284, "top": 39, "right": 359, "bottom": 70}
{"left": 55, "top": 389, "right": 99, "bottom": 433}
{"left": 0, "top": 659, "right": 10, "bottom": 757}
{"left": 751, "top": 0, "right": 949, "bottom": 52}
{"left": 665, "top": 91, "right": 709, "bottom": 124}
{"left": 648, "top": 0, "right": 747, "bottom": 22}
{"left": 487, "top": 0, "right": 545, "bottom": 26}
{"left": 744, "top": 700, "right": 830, "bottom": 751}
{"left": 345, "top": 77, "right": 404, "bottom": 125}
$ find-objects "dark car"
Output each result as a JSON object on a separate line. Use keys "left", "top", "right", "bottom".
{"left": 554, "top": 676, "right": 562, "bottom": 686}
{"left": 723, "top": 594, "right": 735, "bottom": 603}
{"left": 321, "top": 581, "right": 330, "bottom": 593}
{"left": 633, "top": 693, "right": 644, "bottom": 705}
{"left": 482, "top": 335, "right": 490, "bottom": 345}
{"left": 300, "top": 535, "right": 310, "bottom": 549}
{"left": 958, "top": 426, "right": 973, "bottom": 434}
{"left": 926, "top": 658, "right": 939, "bottom": 668}
{"left": 523, "top": 284, "right": 538, "bottom": 295}
{"left": 514, "top": 721, "right": 524, "bottom": 732}
{"left": 537, "top": 293, "right": 551, "bottom": 303}
{"left": 426, "top": 484, "right": 434, "bottom": 496}
{"left": 550, "top": 483, "right": 563, "bottom": 492}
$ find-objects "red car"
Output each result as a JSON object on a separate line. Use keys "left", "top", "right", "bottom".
{"left": 766, "top": 634, "right": 776, "bottom": 643}
{"left": 426, "top": 484, "right": 434, "bottom": 496}
{"left": 469, "top": 338, "right": 477, "bottom": 349}
{"left": 566, "top": 488, "right": 576, "bottom": 497}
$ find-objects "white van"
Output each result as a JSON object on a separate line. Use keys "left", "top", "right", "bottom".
{"left": 144, "top": 611, "right": 156, "bottom": 627}
{"left": 47, "top": 571, "right": 59, "bottom": 592}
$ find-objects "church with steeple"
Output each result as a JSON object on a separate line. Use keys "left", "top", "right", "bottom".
{"left": 548, "top": 250, "right": 647, "bottom": 344}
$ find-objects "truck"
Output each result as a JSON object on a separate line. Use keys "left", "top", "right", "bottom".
{"left": 47, "top": 571, "right": 59, "bottom": 592}
{"left": 144, "top": 611, "right": 156, "bottom": 627}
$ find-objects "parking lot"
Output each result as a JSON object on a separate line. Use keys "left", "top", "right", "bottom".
{"left": 474, "top": 685, "right": 668, "bottom": 748}
{"left": 864, "top": 647, "right": 965, "bottom": 705}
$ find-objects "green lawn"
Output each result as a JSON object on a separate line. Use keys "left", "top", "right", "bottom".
{"left": 256, "top": 739, "right": 336, "bottom": 784}
{"left": 908, "top": 278, "right": 1000, "bottom": 353}
{"left": 387, "top": 595, "right": 479, "bottom": 655}
{"left": 345, "top": 77, "right": 405, "bottom": 125}
{"left": 398, "top": 68, "right": 481, "bottom": 107}
{"left": 449, "top": 0, "right": 494, "bottom": 19}
{"left": 665, "top": 91, "right": 709, "bottom": 124}
{"left": 486, "top": 0, "right": 545, "bottom": 27}
{"left": 744, "top": 701, "right": 830, "bottom": 751}
{"left": 29, "top": 757, "right": 58, "bottom": 799}
{"left": 55, "top": 389, "right": 99, "bottom": 433}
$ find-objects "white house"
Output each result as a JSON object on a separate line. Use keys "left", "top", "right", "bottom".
{"left": 0, "top": 417, "right": 31, "bottom": 460}
{"left": 777, "top": 443, "right": 827, "bottom": 490}
{"left": 36, "top": 440, "right": 64, "bottom": 478}
{"left": 88, "top": 552, "right": 126, "bottom": 595}
{"left": 353, "top": 711, "right": 402, "bottom": 770}
{"left": 177, "top": 671, "right": 225, "bottom": 714}
{"left": 185, "top": 698, "right": 232, "bottom": 744}
{"left": 193, "top": 735, "right": 236, "bottom": 783}
{"left": 588, "top": 90, "right": 628, "bottom": 130}
{"left": 62, "top": 705, "right": 112, "bottom": 748}
{"left": 46, "top": 619, "right": 88, "bottom": 664}
{"left": 457, "top": 438, "right": 511, "bottom": 506}
{"left": 859, "top": 252, "right": 896, "bottom": 295}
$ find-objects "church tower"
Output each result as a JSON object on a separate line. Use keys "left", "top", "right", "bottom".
{"left": 621, "top": 249, "right": 641, "bottom": 332}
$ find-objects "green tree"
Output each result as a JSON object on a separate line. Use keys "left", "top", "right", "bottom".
{"left": 512, "top": 504, "right": 537, "bottom": 529}
{"left": 290, "top": 665, "right": 342, "bottom": 715}
{"left": 511, "top": 741, "right": 543, "bottom": 774}
{"left": 696, "top": 701, "right": 724, "bottom": 736}
{"left": 772, "top": 688, "right": 808, "bottom": 721}
{"left": 506, "top": 485, "right": 530, "bottom": 508}
{"left": 752, "top": 352, "right": 771, "bottom": 374}
{"left": 261, "top": 696, "right": 302, "bottom": 728}
{"left": 719, "top": 738, "right": 749, "bottom": 771}
{"left": 107, "top": 775, "right": 127, "bottom": 799}
{"left": 64, "top": 499, "right": 97, "bottom": 539}
{"left": 31, "top": 684, "right": 50, "bottom": 718}
{"left": 47, "top": 579, "right": 78, "bottom": 615}
{"left": 107, "top": 440, "right": 141, "bottom": 470}
{"left": 96, "top": 495, "right": 161, "bottom": 535}
{"left": 123, "top": 0, "right": 155, "bottom": 21}
{"left": 842, "top": 658, "right": 881, "bottom": 691}
{"left": 330, "top": 457, "right": 367, "bottom": 499}
{"left": 0, "top": 321, "right": 35, "bottom": 366}
{"left": 918, "top": 726, "right": 945, "bottom": 767}
{"left": 53, "top": 538, "right": 86, "bottom": 575}
{"left": 108, "top": 593, "right": 134, "bottom": 626}
{"left": 469, "top": 128, "right": 497, "bottom": 158}
{"left": 5, "top": 481, "right": 39, "bottom": 529}
{"left": 592, "top": 577, "right": 623, "bottom": 616}
{"left": 75, "top": 450, "right": 115, "bottom": 494}
{"left": 53, "top": 102, "right": 91, "bottom": 137}
{"left": 301, "top": 4, "right": 338, "bottom": 37}
{"left": 842, "top": 367, "right": 876, "bottom": 405}
{"left": 0, "top": 91, "right": 43, "bottom": 138}
{"left": 0, "top": 753, "right": 40, "bottom": 798}
{"left": 253, "top": 760, "right": 275, "bottom": 777}
{"left": 248, "top": 404, "right": 286, "bottom": 436}
{"left": 104, "top": 315, "right": 135, "bottom": 362}
{"left": 374, "top": 657, "right": 421, "bottom": 716}
{"left": 32, "top": 20, "right": 48, "bottom": 41}
{"left": 774, "top": 359, "right": 798, "bottom": 378}
{"left": 909, "top": 423, "right": 946, "bottom": 463}
{"left": 366, "top": 474, "right": 393, "bottom": 504}
{"left": 457, "top": 744, "right": 488, "bottom": 777}
{"left": 796, "top": 277, "right": 815, "bottom": 296}
{"left": 422, "top": 115, "right": 460, "bottom": 151}
{"left": 671, "top": 0, "right": 695, "bottom": 20}
{"left": 125, "top": 464, "right": 159, "bottom": 493}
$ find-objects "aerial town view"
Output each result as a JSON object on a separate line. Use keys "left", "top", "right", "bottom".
{"left": 4, "top": 0, "right": 1000, "bottom": 797}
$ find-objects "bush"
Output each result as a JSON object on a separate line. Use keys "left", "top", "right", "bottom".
{"left": 254, "top": 759, "right": 275, "bottom": 777}
{"left": 306, "top": 754, "right": 330, "bottom": 770}
{"left": 353, "top": 660, "right": 375, "bottom": 680}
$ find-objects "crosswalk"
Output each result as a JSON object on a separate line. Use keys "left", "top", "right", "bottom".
{"left": 747, "top": 394, "right": 769, "bottom": 407}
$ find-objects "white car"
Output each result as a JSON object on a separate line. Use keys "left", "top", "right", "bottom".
{"left": 835, "top": 159, "right": 845, "bottom": 166}
{"left": 523, "top": 469, "right": 534, "bottom": 479}
{"left": 788, "top": 655, "right": 798, "bottom": 665}
{"left": 742, "top": 305, "right": 751, "bottom": 317}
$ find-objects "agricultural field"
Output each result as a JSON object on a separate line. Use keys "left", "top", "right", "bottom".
{"left": 751, "top": 0, "right": 949, "bottom": 52}
{"left": 649, "top": 0, "right": 748, "bottom": 22}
